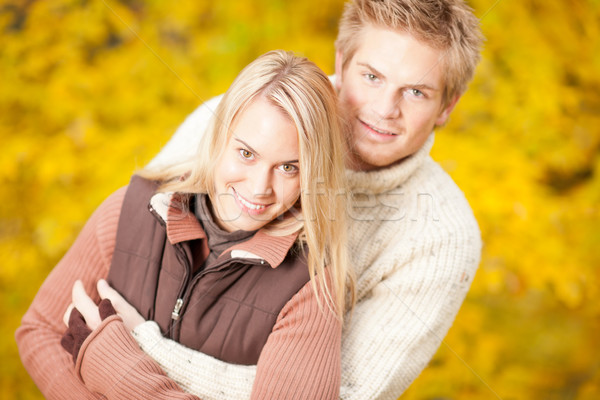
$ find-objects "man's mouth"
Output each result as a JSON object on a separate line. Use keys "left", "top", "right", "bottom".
{"left": 359, "top": 119, "right": 398, "bottom": 136}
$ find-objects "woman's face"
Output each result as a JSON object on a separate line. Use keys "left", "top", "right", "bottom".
{"left": 212, "top": 96, "right": 301, "bottom": 232}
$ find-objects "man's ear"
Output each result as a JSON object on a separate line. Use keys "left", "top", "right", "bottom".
{"left": 334, "top": 50, "right": 344, "bottom": 91}
{"left": 436, "top": 94, "right": 461, "bottom": 126}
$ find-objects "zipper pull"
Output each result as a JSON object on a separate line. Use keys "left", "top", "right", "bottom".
{"left": 171, "top": 298, "right": 184, "bottom": 320}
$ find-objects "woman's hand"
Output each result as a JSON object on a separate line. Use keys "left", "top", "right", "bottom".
{"left": 61, "top": 281, "right": 117, "bottom": 363}
{"left": 63, "top": 279, "right": 145, "bottom": 332}
{"left": 96, "top": 279, "right": 145, "bottom": 331}
{"left": 61, "top": 279, "right": 146, "bottom": 364}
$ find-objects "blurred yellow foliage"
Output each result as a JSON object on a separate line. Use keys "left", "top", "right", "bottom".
{"left": 2, "top": 0, "right": 599, "bottom": 399}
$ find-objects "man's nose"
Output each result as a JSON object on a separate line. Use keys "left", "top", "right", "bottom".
{"left": 371, "top": 90, "right": 401, "bottom": 120}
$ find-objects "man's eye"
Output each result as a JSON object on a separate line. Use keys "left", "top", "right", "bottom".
{"left": 240, "top": 149, "right": 253, "bottom": 159}
{"left": 365, "top": 73, "right": 377, "bottom": 81}
{"left": 410, "top": 89, "right": 424, "bottom": 97}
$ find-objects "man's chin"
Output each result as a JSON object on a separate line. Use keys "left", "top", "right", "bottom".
{"left": 347, "top": 150, "right": 396, "bottom": 171}
{"left": 347, "top": 140, "right": 406, "bottom": 171}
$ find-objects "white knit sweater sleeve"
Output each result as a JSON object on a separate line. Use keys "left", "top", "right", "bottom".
{"left": 340, "top": 159, "right": 482, "bottom": 400}
{"left": 147, "top": 94, "right": 223, "bottom": 168}
{"left": 132, "top": 321, "right": 256, "bottom": 400}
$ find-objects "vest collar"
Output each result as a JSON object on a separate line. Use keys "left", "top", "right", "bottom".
{"left": 225, "top": 230, "right": 299, "bottom": 269}
{"left": 150, "top": 192, "right": 298, "bottom": 268}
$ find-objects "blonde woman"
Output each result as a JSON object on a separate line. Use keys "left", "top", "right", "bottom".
{"left": 16, "top": 50, "right": 354, "bottom": 400}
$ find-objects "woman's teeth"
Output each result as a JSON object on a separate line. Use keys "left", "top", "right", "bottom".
{"left": 236, "top": 192, "right": 266, "bottom": 210}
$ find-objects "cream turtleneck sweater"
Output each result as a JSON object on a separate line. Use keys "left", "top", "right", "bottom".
{"left": 141, "top": 96, "right": 482, "bottom": 399}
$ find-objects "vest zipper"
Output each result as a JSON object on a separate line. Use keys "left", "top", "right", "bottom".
{"left": 167, "top": 254, "right": 264, "bottom": 340}
{"left": 171, "top": 298, "right": 184, "bottom": 320}
{"left": 168, "top": 243, "right": 192, "bottom": 340}
{"left": 148, "top": 201, "right": 189, "bottom": 330}
{"left": 148, "top": 196, "right": 268, "bottom": 340}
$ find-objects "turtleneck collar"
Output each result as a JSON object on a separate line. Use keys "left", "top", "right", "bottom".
{"left": 194, "top": 193, "right": 256, "bottom": 266}
{"left": 345, "top": 133, "right": 434, "bottom": 194}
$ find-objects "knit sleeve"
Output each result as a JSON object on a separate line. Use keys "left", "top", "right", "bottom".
{"left": 251, "top": 278, "right": 342, "bottom": 400}
{"left": 146, "top": 95, "right": 223, "bottom": 169}
{"left": 74, "top": 315, "right": 202, "bottom": 399}
{"left": 15, "top": 186, "right": 127, "bottom": 399}
{"left": 130, "top": 278, "right": 342, "bottom": 400}
{"left": 132, "top": 321, "right": 256, "bottom": 400}
{"left": 16, "top": 186, "right": 212, "bottom": 400}
{"left": 339, "top": 219, "right": 482, "bottom": 399}
{"left": 73, "top": 269, "right": 340, "bottom": 400}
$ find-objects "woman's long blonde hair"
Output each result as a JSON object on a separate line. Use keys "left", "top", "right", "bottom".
{"left": 140, "top": 50, "right": 354, "bottom": 320}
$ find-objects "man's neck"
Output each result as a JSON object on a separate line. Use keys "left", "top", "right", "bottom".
{"left": 345, "top": 153, "right": 405, "bottom": 172}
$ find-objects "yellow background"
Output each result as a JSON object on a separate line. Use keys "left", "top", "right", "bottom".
{"left": 1, "top": 0, "right": 599, "bottom": 398}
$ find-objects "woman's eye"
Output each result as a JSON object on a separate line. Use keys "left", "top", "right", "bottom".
{"left": 280, "top": 164, "right": 298, "bottom": 173}
{"left": 240, "top": 149, "right": 253, "bottom": 159}
{"left": 365, "top": 73, "right": 377, "bottom": 81}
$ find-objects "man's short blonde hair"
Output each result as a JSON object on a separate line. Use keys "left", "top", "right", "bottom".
{"left": 335, "top": 0, "right": 483, "bottom": 105}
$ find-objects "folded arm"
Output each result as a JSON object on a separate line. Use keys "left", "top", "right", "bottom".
{"left": 16, "top": 188, "right": 204, "bottom": 399}
{"left": 132, "top": 277, "right": 342, "bottom": 400}
{"left": 15, "top": 187, "right": 127, "bottom": 399}
{"left": 338, "top": 229, "right": 482, "bottom": 400}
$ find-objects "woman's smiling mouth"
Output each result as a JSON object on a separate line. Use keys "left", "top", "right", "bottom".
{"left": 233, "top": 188, "right": 270, "bottom": 214}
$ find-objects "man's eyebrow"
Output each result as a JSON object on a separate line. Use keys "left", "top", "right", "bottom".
{"left": 410, "top": 83, "right": 439, "bottom": 92}
{"left": 357, "top": 62, "right": 386, "bottom": 79}
{"left": 357, "top": 62, "right": 439, "bottom": 91}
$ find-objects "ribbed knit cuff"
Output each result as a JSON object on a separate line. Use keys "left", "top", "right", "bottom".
{"left": 75, "top": 314, "right": 123, "bottom": 382}
{"left": 76, "top": 315, "right": 181, "bottom": 398}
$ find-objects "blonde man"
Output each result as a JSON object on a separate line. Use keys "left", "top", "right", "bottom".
{"left": 134, "top": 0, "right": 483, "bottom": 399}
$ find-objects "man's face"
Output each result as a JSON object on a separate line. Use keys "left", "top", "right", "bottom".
{"left": 335, "top": 25, "right": 459, "bottom": 171}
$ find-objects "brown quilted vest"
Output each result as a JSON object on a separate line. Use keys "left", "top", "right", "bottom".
{"left": 107, "top": 175, "right": 310, "bottom": 365}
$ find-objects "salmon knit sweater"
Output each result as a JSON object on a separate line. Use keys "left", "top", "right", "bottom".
{"left": 15, "top": 186, "right": 341, "bottom": 399}
{"left": 145, "top": 94, "right": 482, "bottom": 400}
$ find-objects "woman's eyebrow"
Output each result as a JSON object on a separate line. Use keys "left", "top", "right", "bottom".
{"left": 234, "top": 137, "right": 299, "bottom": 164}
{"left": 234, "top": 138, "right": 260, "bottom": 157}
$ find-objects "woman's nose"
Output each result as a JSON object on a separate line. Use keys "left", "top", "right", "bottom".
{"left": 252, "top": 169, "right": 274, "bottom": 197}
